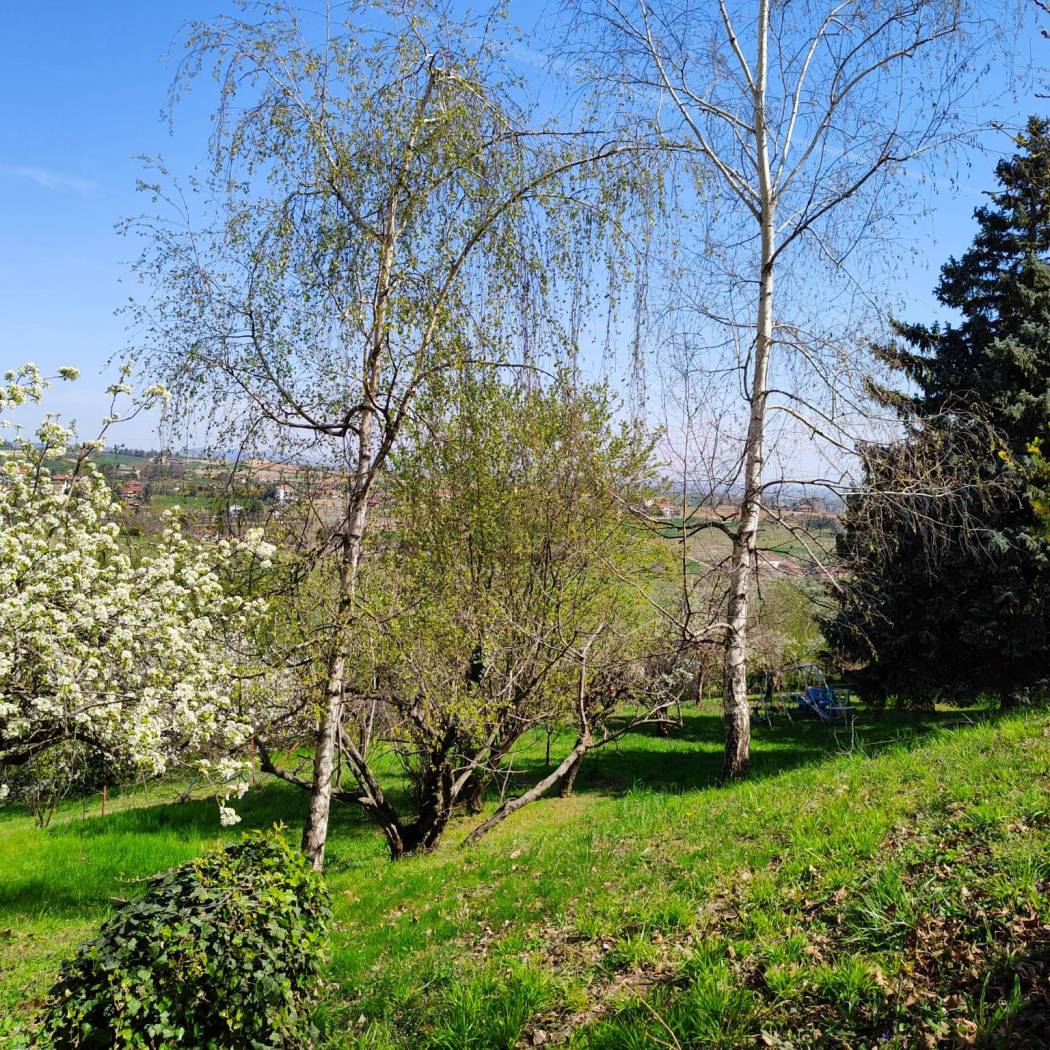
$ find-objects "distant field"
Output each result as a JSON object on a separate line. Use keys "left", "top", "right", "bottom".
{"left": 2, "top": 705, "right": 1047, "bottom": 1048}
{"left": 92, "top": 451, "right": 154, "bottom": 467}
{"left": 652, "top": 510, "right": 838, "bottom": 573}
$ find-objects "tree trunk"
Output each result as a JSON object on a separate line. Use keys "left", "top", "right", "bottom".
{"left": 416, "top": 761, "right": 453, "bottom": 848}
{"left": 301, "top": 414, "right": 375, "bottom": 870}
{"left": 301, "top": 647, "right": 348, "bottom": 869}
{"left": 375, "top": 813, "right": 408, "bottom": 860}
{"left": 721, "top": 264, "right": 773, "bottom": 780}
{"left": 463, "top": 734, "right": 591, "bottom": 847}
{"left": 391, "top": 761, "right": 454, "bottom": 857}
{"left": 459, "top": 771, "right": 487, "bottom": 814}
{"left": 558, "top": 747, "right": 584, "bottom": 796}
{"left": 722, "top": 0, "right": 774, "bottom": 783}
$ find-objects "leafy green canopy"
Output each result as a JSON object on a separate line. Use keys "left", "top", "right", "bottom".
{"left": 369, "top": 372, "right": 666, "bottom": 729}
{"left": 828, "top": 117, "right": 1050, "bottom": 705}
{"left": 307, "top": 374, "right": 671, "bottom": 854}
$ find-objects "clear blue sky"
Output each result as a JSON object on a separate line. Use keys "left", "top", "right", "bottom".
{"left": 0, "top": 0, "right": 237, "bottom": 442}
{"left": 0, "top": 1, "right": 1045, "bottom": 446}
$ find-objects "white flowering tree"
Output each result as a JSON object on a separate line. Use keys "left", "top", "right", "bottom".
{"left": 0, "top": 365, "right": 274, "bottom": 823}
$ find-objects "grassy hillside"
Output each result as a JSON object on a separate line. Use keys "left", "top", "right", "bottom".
{"left": 1, "top": 708, "right": 1047, "bottom": 1048}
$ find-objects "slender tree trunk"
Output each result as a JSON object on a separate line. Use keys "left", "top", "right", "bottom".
{"left": 721, "top": 251, "right": 774, "bottom": 781}
{"left": 300, "top": 118, "right": 413, "bottom": 868}
{"left": 301, "top": 414, "right": 375, "bottom": 870}
{"left": 722, "top": 0, "right": 774, "bottom": 782}
{"left": 301, "top": 646, "right": 348, "bottom": 868}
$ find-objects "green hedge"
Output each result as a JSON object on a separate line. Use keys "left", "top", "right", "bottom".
{"left": 40, "top": 827, "right": 330, "bottom": 1049}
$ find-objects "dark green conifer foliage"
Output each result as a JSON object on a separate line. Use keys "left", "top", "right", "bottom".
{"left": 828, "top": 117, "right": 1050, "bottom": 707}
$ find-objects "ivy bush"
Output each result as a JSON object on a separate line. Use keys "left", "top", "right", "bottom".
{"left": 39, "top": 827, "right": 330, "bottom": 1049}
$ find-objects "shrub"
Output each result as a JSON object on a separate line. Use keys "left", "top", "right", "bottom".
{"left": 40, "top": 827, "right": 330, "bottom": 1049}
{"left": 2, "top": 740, "right": 125, "bottom": 828}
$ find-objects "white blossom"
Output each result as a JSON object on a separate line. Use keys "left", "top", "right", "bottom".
{"left": 0, "top": 365, "right": 276, "bottom": 825}
{"left": 140, "top": 383, "right": 171, "bottom": 402}
{"left": 218, "top": 805, "right": 242, "bottom": 827}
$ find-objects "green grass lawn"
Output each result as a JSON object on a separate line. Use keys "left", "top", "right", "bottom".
{"left": 1, "top": 707, "right": 1048, "bottom": 1048}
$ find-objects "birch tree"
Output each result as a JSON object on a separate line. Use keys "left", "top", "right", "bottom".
{"left": 569, "top": 0, "right": 997, "bottom": 777}
{"left": 129, "top": 0, "right": 643, "bottom": 867}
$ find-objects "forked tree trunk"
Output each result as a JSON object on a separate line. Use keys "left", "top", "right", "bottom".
{"left": 359, "top": 799, "right": 450, "bottom": 861}
{"left": 381, "top": 761, "right": 454, "bottom": 859}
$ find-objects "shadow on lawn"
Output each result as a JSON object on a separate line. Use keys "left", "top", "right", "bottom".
{"left": 501, "top": 705, "right": 976, "bottom": 799}
{"left": 0, "top": 783, "right": 382, "bottom": 917}
{"left": 0, "top": 705, "right": 991, "bottom": 920}
{"left": 61, "top": 776, "right": 383, "bottom": 840}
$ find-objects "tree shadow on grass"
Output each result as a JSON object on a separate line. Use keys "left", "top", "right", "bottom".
{"left": 65, "top": 780, "right": 313, "bottom": 839}
{"left": 500, "top": 710, "right": 816, "bottom": 798}
{"left": 0, "top": 782, "right": 380, "bottom": 918}
{"left": 492, "top": 705, "right": 996, "bottom": 801}
{"left": 0, "top": 704, "right": 998, "bottom": 920}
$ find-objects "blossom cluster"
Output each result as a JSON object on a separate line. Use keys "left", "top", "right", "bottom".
{"left": 0, "top": 365, "right": 275, "bottom": 818}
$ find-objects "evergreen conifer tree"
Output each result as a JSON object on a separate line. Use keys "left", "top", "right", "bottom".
{"left": 828, "top": 117, "right": 1050, "bottom": 707}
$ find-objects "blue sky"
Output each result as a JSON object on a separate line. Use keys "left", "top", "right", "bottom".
{"left": 0, "top": 1, "right": 1046, "bottom": 446}
{"left": 0, "top": 1, "right": 230, "bottom": 441}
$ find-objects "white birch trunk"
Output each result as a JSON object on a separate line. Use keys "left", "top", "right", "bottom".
{"left": 301, "top": 409, "right": 375, "bottom": 869}
{"left": 721, "top": 0, "right": 775, "bottom": 780}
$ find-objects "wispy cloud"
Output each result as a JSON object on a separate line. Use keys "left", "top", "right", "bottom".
{"left": 0, "top": 165, "right": 98, "bottom": 195}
